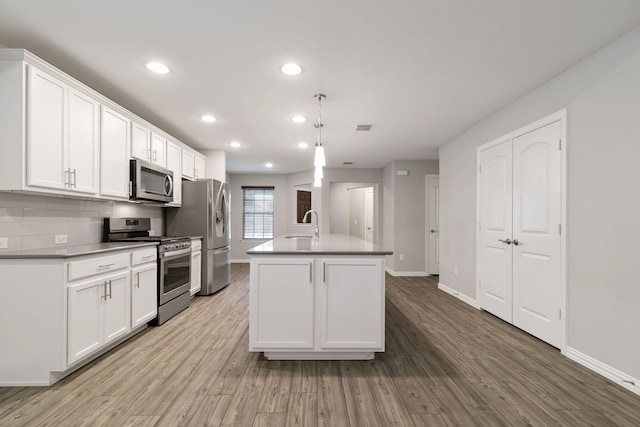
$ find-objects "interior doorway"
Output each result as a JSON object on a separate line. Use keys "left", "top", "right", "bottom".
{"left": 426, "top": 175, "right": 440, "bottom": 275}
{"left": 348, "top": 186, "right": 375, "bottom": 243}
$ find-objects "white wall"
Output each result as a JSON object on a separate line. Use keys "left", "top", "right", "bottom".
{"left": 439, "top": 26, "right": 640, "bottom": 380}
{"left": 0, "top": 193, "right": 164, "bottom": 251}
{"left": 329, "top": 183, "right": 373, "bottom": 237}
{"left": 382, "top": 163, "right": 395, "bottom": 270}
{"left": 201, "top": 149, "right": 226, "bottom": 183}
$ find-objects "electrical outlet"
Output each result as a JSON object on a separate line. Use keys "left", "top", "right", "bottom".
{"left": 399, "top": 254, "right": 404, "bottom": 261}
{"left": 55, "top": 234, "right": 68, "bottom": 244}
{"left": 149, "top": 230, "right": 155, "bottom": 236}
{"left": 0, "top": 237, "right": 8, "bottom": 249}
{"left": 453, "top": 266, "right": 459, "bottom": 276}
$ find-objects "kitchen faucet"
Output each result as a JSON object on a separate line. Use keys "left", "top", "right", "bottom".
{"left": 302, "top": 210, "right": 319, "bottom": 238}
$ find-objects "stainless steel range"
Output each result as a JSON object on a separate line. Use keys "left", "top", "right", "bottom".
{"left": 104, "top": 217, "right": 191, "bottom": 325}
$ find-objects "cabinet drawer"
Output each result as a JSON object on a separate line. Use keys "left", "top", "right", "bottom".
{"left": 131, "top": 248, "right": 157, "bottom": 266}
{"left": 191, "top": 239, "right": 202, "bottom": 251}
{"left": 67, "top": 252, "right": 129, "bottom": 282}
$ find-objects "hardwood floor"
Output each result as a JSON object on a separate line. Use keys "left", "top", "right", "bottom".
{"left": 1, "top": 264, "right": 639, "bottom": 426}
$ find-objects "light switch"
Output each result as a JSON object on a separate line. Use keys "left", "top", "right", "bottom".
{"left": 55, "top": 234, "right": 68, "bottom": 244}
{"left": 0, "top": 237, "right": 8, "bottom": 249}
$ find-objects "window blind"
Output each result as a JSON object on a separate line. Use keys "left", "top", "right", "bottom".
{"left": 242, "top": 186, "right": 275, "bottom": 239}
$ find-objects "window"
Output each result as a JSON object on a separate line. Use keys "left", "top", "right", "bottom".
{"left": 242, "top": 186, "right": 275, "bottom": 239}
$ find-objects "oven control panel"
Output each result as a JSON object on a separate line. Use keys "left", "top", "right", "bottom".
{"left": 161, "top": 240, "right": 191, "bottom": 253}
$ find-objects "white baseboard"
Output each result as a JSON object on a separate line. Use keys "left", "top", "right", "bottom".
{"left": 231, "top": 259, "right": 250, "bottom": 264}
{"left": 437, "top": 282, "right": 480, "bottom": 309}
{"left": 566, "top": 347, "right": 640, "bottom": 396}
{"left": 384, "top": 267, "right": 426, "bottom": 277}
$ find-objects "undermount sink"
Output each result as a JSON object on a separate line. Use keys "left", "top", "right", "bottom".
{"left": 284, "top": 235, "right": 314, "bottom": 239}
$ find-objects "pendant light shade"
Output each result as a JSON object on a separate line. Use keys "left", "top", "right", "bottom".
{"left": 314, "top": 164, "right": 323, "bottom": 179}
{"left": 314, "top": 176, "right": 322, "bottom": 187}
{"left": 314, "top": 145, "right": 326, "bottom": 167}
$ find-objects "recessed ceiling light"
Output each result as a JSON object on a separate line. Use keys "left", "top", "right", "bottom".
{"left": 265, "top": 162, "right": 274, "bottom": 168}
{"left": 229, "top": 141, "right": 241, "bottom": 148}
{"left": 281, "top": 63, "right": 302, "bottom": 76}
{"left": 146, "top": 61, "right": 170, "bottom": 74}
{"left": 298, "top": 142, "right": 309, "bottom": 149}
{"left": 291, "top": 115, "right": 306, "bottom": 123}
{"left": 201, "top": 114, "right": 216, "bottom": 123}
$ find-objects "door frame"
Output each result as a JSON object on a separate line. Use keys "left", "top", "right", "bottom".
{"left": 425, "top": 174, "right": 439, "bottom": 275}
{"left": 475, "top": 109, "right": 567, "bottom": 353}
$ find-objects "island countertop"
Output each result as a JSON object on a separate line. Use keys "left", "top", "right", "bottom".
{"left": 247, "top": 234, "right": 392, "bottom": 256}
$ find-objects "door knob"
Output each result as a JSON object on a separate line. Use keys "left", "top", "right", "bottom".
{"left": 498, "top": 238, "right": 512, "bottom": 244}
{"left": 512, "top": 239, "right": 520, "bottom": 246}
{"left": 430, "top": 229, "right": 437, "bottom": 233}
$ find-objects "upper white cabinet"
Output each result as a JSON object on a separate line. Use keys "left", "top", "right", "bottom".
{"left": 166, "top": 140, "right": 182, "bottom": 206}
{"left": 0, "top": 49, "right": 207, "bottom": 201}
{"left": 131, "top": 121, "right": 151, "bottom": 162}
{"left": 182, "top": 149, "right": 206, "bottom": 180}
{"left": 26, "top": 65, "right": 99, "bottom": 195}
{"left": 100, "top": 106, "right": 130, "bottom": 200}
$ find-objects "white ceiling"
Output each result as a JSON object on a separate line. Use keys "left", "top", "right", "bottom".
{"left": 1, "top": 1, "right": 640, "bottom": 173}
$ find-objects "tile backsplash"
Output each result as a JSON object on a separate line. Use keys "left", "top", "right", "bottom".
{"left": 0, "top": 193, "right": 164, "bottom": 251}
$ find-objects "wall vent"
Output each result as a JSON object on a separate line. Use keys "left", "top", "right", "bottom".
{"left": 343, "top": 161, "right": 354, "bottom": 165}
{"left": 355, "top": 124, "right": 374, "bottom": 131}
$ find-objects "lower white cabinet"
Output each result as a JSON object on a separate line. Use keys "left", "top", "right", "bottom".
{"left": 249, "top": 256, "right": 385, "bottom": 359}
{"left": 131, "top": 263, "right": 158, "bottom": 327}
{"left": 0, "top": 245, "right": 158, "bottom": 386}
{"left": 67, "top": 270, "right": 130, "bottom": 365}
{"left": 190, "top": 238, "right": 202, "bottom": 296}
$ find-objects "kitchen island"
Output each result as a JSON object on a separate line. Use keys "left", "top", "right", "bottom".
{"left": 247, "top": 234, "right": 392, "bottom": 360}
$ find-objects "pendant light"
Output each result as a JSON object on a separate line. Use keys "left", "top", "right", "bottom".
{"left": 313, "top": 93, "right": 326, "bottom": 187}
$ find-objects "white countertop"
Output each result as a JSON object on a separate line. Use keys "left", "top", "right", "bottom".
{"left": 0, "top": 242, "right": 158, "bottom": 259}
{"left": 247, "top": 234, "right": 392, "bottom": 256}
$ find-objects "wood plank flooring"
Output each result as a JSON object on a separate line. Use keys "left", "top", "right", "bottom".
{"left": 1, "top": 264, "right": 639, "bottom": 426}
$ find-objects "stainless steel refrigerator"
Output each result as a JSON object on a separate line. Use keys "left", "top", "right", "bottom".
{"left": 167, "top": 179, "right": 230, "bottom": 295}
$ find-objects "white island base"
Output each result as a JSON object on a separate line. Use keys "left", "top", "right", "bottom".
{"left": 248, "top": 235, "right": 391, "bottom": 361}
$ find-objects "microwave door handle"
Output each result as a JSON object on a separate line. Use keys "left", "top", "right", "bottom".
{"left": 164, "top": 174, "right": 173, "bottom": 197}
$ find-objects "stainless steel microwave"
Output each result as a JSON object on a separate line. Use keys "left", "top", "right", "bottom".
{"left": 129, "top": 159, "right": 174, "bottom": 203}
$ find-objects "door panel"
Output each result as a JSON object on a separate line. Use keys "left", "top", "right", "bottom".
{"left": 512, "top": 121, "right": 562, "bottom": 348}
{"left": 68, "top": 88, "right": 99, "bottom": 194}
{"left": 103, "top": 272, "right": 131, "bottom": 345}
{"left": 67, "top": 279, "right": 102, "bottom": 365}
{"left": 478, "top": 140, "right": 513, "bottom": 322}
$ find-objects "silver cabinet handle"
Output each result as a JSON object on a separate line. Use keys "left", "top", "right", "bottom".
{"left": 98, "top": 263, "right": 116, "bottom": 269}
{"left": 102, "top": 281, "right": 108, "bottom": 300}
{"left": 498, "top": 239, "right": 512, "bottom": 245}
{"left": 136, "top": 272, "right": 140, "bottom": 288}
{"left": 323, "top": 262, "right": 326, "bottom": 283}
{"left": 309, "top": 262, "right": 313, "bottom": 284}
{"left": 71, "top": 169, "right": 77, "bottom": 188}
{"left": 108, "top": 280, "right": 112, "bottom": 299}
{"left": 153, "top": 150, "right": 157, "bottom": 163}
{"left": 64, "top": 169, "right": 70, "bottom": 186}
{"left": 147, "top": 148, "right": 152, "bottom": 162}
{"left": 513, "top": 239, "right": 521, "bottom": 246}
{"left": 141, "top": 254, "right": 155, "bottom": 260}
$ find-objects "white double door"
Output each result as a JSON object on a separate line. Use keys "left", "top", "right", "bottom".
{"left": 478, "top": 119, "right": 563, "bottom": 348}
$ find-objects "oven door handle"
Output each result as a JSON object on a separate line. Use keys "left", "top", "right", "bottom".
{"left": 160, "top": 248, "right": 192, "bottom": 258}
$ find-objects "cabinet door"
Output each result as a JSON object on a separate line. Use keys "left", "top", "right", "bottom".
{"left": 182, "top": 149, "right": 195, "bottom": 179}
{"left": 67, "top": 277, "right": 104, "bottom": 365}
{"left": 190, "top": 250, "right": 202, "bottom": 295}
{"left": 150, "top": 133, "right": 166, "bottom": 167}
{"left": 131, "top": 121, "right": 151, "bottom": 162}
{"left": 100, "top": 106, "right": 131, "bottom": 199}
{"left": 250, "top": 258, "right": 315, "bottom": 349}
{"left": 319, "top": 258, "right": 384, "bottom": 349}
{"left": 194, "top": 155, "right": 206, "bottom": 179}
{"left": 68, "top": 87, "right": 99, "bottom": 194}
{"left": 103, "top": 271, "right": 131, "bottom": 345}
{"left": 166, "top": 141, "right": 182, "bottom": 205}
{"left": 27, "top": 65, "right": 67, "bottom": 190}
{"left": 131, "top": 264, "right": 158, "bottom": 327}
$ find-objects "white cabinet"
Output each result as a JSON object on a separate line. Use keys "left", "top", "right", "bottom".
{"left": 182, "top": 149, "right": 206, "bottom": 180}
{"left": 166, "top": 141, "right": 182, "bottom": 206}
{"left": 194, "top": 155, "right": 206, "bottom": 179}
{"left": 131, "top": 121, "right": 151, "bottom": 162}
{"left": 131, "top": 263, "right": 158, "bottom": 327}
{"left": 26, "top": 65, "right": 99, "bottom": 195}
{"left": 190, "top": 238, "right": 202, "bottom": 296}
{"left": 67, "top": 270, "right": 131, "bottom": 365}
{"left": 249, "top": 256, "right": 385, "bottom": 358}
{"left": 100, "top": 106, "right": 131, "bottom": 199}
{"left": 150, "top": 133, "right": 167, "bottom": 167}
{"left": 320, "top": 259, "right": 384, "bottom": 349}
